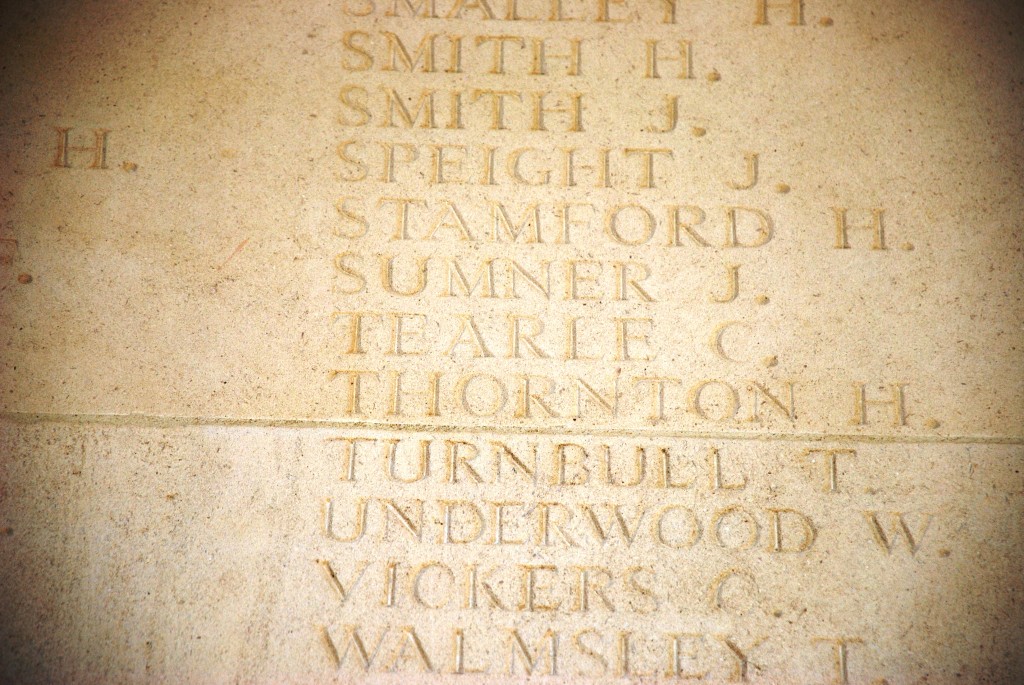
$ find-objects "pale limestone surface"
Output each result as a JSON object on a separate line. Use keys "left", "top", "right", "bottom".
{"left": 0, "top": 1, "right": 1022, "bottom": 683}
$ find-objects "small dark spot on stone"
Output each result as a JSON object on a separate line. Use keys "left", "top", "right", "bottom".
{"left": 17, "top": 273, "right": 32, "bottom": 284}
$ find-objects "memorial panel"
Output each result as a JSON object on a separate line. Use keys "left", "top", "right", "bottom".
{"left": 0, "top": 1, "right": 1021, "bottom": 682}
